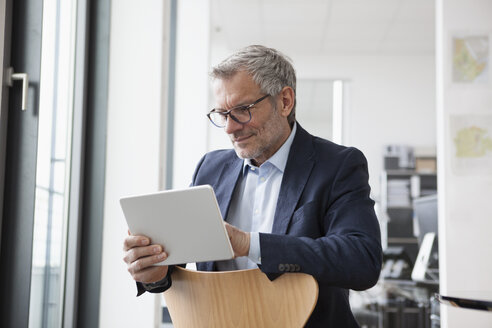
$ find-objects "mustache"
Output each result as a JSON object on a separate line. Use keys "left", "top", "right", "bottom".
{"left": 230, "top": 131, "right": 256, "bottom": 140}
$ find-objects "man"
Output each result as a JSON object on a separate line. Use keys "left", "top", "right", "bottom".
{"left": 123, "top": 45, "right": 382, "bottom": 327}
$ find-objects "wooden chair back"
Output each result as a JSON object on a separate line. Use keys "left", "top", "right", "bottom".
{"left": 164, "top": 266, "right": 318, "bottom": 328}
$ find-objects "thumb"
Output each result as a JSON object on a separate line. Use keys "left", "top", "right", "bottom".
{"left": 223, "top": 222, "right": 233, "bottom": 239}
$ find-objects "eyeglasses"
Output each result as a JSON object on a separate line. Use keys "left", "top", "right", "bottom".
{"left": 207, "top": 94, "right": 270, "bottom": 128}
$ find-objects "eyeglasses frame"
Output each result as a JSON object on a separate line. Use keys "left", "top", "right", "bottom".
{"left": 207, "top": 94, "right": 270, "bottom": 128}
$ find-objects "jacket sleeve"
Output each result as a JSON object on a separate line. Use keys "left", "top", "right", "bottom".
{"left": 136, "top": 266, "right": 174, "bottom": 296}
{"left": 258, "top": 148, "right": 382, "bottom": 291}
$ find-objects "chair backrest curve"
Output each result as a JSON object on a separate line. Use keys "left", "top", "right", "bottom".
{"left": 164, "top": 266, "right": 319, "bottom": 328}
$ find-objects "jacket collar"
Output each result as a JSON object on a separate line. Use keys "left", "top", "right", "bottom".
{"left": 215, "top": 122, "right": 315, "bottom": 233}
{"left": 214, "top": 157, "right": 243, "bottom": 219}
{"left": 271, "top": 123, "right": 315, "bottom": 234}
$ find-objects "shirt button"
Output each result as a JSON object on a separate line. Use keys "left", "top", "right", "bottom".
{"left": 260, "top": 177, "right": 265, "bottom": 182}
{"left": 254, "top": 209, "right": 259, "bottom": 214}
{"left": 250, "top": 167, "right": 256, "bottom": 171}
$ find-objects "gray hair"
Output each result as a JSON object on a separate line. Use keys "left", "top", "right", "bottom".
{"left": 211, "top": 45, "right": 297, "bottom": 126}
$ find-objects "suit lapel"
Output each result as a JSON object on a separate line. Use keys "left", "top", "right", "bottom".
{"left": 271, "top": 124, "right": 315, "bottom": 235}
{"left": 213, "top": 156, "right": 243, "bottom": 220}
{"left": 207, "top": 156, "right": 242, "bottom": 272}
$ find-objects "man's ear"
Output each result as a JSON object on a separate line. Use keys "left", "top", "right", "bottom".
{"left": 278, "top": 86, "right": 295, "bottom": 118}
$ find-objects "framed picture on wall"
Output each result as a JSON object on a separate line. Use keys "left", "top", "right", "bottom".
{"left": 449, "top": 114, "right": 492, "bottom": 175}
{"left": 450, "top": 33, "right": 490, "bottom": 84}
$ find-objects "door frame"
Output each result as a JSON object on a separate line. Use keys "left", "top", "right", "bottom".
{"left": 0, "top": 0, "right": 110, "bottom": 326}
{"left": 0, "top": 0, "right": 11, "bottom": 254}
{"left": 0, "top": 0, "right": 44, "bottom": 326}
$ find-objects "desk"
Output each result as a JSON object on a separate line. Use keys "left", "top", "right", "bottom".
{"left": 353, "top": 279, "right": 439, "bottom": 328}
{"left": 381, "top": 279, "right": 439, "bottom": 328}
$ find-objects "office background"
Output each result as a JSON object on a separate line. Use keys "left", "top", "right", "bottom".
{"left": 1, "top": 0, "right": 491, "bottom": 327}
{"left": 103, "top": 1, "right": 492, "bottom": 327}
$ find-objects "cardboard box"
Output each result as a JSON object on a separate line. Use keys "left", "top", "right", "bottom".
{"left": 415, "top": 157, "right": 436, "bottom": 173}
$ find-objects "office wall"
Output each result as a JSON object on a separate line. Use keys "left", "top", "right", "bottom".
{"left": 437, "top": 0, "right": 492, "bottom": 327}
{"left": 206, "top": 52, "right": 436, "bottom": 199}
{"left": 100, "top": 1, "right": 168, "bottom": 327}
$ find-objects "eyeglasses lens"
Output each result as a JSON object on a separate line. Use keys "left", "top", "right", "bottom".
{"left": 230, "top": 108, "right": 251, "bottom": 123}
{"left": 210, "top": 108, "right": 251, "bottom": 127}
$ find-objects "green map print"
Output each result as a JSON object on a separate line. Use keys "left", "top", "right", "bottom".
{"left": 454, "top": 126, "right": 492, "bottom": 158}
{"left": 453, "top": 36, "right": 489, "bottom": 83}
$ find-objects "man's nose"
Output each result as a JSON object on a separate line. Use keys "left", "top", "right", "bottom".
{"left": 224, "top": 116, "right": 243, "bottom": 134}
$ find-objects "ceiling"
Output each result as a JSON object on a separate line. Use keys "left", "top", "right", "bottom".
{"left": 210, "top": 0, "right": 435, "bottom": 56}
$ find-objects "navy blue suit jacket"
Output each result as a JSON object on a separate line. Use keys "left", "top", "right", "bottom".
{"left": 190, "top": 124, "right": 382, "bottom": 327}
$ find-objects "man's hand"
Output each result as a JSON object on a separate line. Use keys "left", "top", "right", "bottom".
{"left": 123, "top": 232, "right": 169, "bottom": 283}
{"left": 224, "top": 222, "right": 250, "bottom": 258}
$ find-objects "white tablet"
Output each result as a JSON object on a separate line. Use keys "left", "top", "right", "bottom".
{"left": 120, "top": 185, "right": 234, "bottom": 266}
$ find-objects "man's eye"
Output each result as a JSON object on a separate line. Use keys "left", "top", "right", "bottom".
{"left": 232, "top": 106, "right": 249, "bottom": 112}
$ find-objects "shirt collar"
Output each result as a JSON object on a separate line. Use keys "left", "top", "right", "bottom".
{"left": 243, "top": 122, "right": 297, "bottom": 173}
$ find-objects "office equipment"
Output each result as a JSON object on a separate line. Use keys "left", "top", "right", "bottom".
{"left": 164, "top": 266, "right": 318, "bottom": 327}
{"left": 412, "top": 233, "right": 436, "bottom": 281}
{"left": 380, "top": 169, "right": 437, "bottom": 264}
{"left": 381, "top": 246, "right": 413, "bottom": 280}
{"left": 376, "top": 163, "right": 439, "bottom": 327}
{"left": 412, "top": 195, "right": 439, "bottom": 283}
{"left": 384, "top": 145, "right": 415, "bottom": 170}
{"left": 120, "top": 185, "right": 234, "bottom": 266}
{"left": 413, "top": 194, "right": 438, "bottom": 245}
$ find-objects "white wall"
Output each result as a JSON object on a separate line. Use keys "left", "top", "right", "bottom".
{"left": 437, "top": 0, "right": 492, "bottom": 327}
{"left": 100, "top": 1, "right": 168, "bottom": 327}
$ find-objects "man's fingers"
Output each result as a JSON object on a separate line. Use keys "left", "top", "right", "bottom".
{"left": 123, "top": 234, "right": 150, "bottom": 251}
{"left": 128, "top": 251, "right": 168, "bottom": 275}
{"left": 127, "top": 252, "right": 169, "bottom": 283}
{"left": 122, "top": 233, "right": 169, "bottom": 283}
{"left": 123, "top": 244, "right": 164, "bottom": 264}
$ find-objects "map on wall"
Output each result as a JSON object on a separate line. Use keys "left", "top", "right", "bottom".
{"left": 450, "top": 115, "right": 492, "bottom": 174}
{"left": 452, "top": 35, "right": 489, "bottom": 83}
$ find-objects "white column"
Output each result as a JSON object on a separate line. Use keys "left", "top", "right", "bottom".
{"left": 173, "top": 0, "right": 211, "bottom": 188}
{"left": 436, "top": 0, "right": 492, "bottom": 327}
{"left": 100, "top": 1, "right": 169, "bottom": 327}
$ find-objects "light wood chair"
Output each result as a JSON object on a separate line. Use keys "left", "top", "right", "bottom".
{"left": 163, "top": 266, "right": 319, "bottom": 328}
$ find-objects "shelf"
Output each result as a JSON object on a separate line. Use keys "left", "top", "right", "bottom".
{"left": 385, "top": 169, "right": 437, "bottom": 176}
{"left": 388, "top": 237, "right": 418, "bottom": 244}
{"left": 385, "top": 169, "right": 415, "bottom": 176}
{"left": 381, "top": 167, "right": 437, "bottom": 266}
{"left": 387, "top": 206, "right": 413, "bottom": 210}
